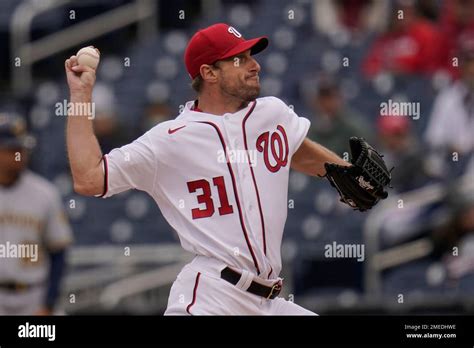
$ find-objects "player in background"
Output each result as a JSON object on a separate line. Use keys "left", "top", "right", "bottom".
{"left": 64, "top": 24, "right": 356, "bottom": 315}
{"left": 0, "top": 114, "right": 73, "bottom": 315}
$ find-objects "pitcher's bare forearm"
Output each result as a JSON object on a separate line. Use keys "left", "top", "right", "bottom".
{"left": 65, "top": 52, "right": 104, "bottom": 196}
{"left": 66, "top": 93, "right": 104, "bottom": 195}
{"left": 291, "top": 138, "right": 349, "bottom": 177}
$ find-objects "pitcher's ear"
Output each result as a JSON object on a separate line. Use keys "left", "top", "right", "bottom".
{"left": 200, "top": 64, "right": 219, "bottom": 83}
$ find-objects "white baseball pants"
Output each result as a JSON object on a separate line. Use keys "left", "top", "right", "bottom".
{"left": 165, "top": 255, "right": 316, "bottom": 315}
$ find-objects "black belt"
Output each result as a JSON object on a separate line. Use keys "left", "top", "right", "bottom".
{"left": 220, "top": 267, "right": 282, "bottom": 300}
{"left": 0, "top": 282, "right": 36, "bottom": 292}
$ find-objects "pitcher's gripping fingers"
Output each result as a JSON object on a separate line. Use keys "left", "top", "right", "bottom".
{"left": 65, "top": 55, "right": 96, "bottom": 97}
{"left": 65, "top": 55, "right": 78, "bottom": 69}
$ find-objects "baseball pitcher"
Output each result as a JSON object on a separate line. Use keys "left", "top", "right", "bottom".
{"left": 65, "top": 23, "right": 390, "bottom": 315}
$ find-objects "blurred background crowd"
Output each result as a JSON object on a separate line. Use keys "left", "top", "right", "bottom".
{"left": 0, "top": 0, "right": 473, "bottom": 315}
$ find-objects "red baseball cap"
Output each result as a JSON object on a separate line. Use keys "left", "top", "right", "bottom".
{"left": 377, "top": 115, "right": 410, "bottom": 135}
{"left": 184, "top": 23, "right": 268, "bottom": 79}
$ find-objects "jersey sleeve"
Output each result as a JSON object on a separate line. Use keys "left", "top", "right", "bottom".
{"left": 44, "top": 189, "right": 74, "bottom": 252}
{"left": 101, "top": 131, "right": 157, "bottom": 198}
{"left": 275, "top": 98, "right": 311, "bottom": 158}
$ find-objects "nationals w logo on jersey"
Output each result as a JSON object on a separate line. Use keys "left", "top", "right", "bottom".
{"left": 256, "top": 125, "right": 289, "bottom": 173}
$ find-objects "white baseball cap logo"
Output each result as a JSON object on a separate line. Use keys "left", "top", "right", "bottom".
{"left": 228, "top": 26, "right": 242, "bottom": 38}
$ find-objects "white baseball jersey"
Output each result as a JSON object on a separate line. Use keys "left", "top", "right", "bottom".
{"left": 102, "top": 96, "right": 310, "bottom": 279}
{"left": 0, "top": 171, "right": 73, "bottom": 284}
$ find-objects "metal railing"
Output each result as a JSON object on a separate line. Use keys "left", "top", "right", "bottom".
{"left": 61, "top": 243, "right": 192, "bottom": 313}
{"left": 10, "top": 0, "right": 157, "bottom": 95}
{"left": 363, "top": 174, "right": 474, "bottom": 297}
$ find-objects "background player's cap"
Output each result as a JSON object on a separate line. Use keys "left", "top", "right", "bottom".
{"left": 458, "top": 29, "right": 474, "bottom": 61}
{"left": 184, "top": 23, "right": 268, "bottom": 79}
{"left": 377, "top": 115, "right": 410, "bottom": 135}
{"left": 0, "top": 113, "right": 36, "bottom": 150}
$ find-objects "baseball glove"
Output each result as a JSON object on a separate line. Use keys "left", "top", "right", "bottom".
{"left": 324, "top": 137, "right": 391, "bottom": 212}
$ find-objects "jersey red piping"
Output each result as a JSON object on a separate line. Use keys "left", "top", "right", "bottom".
{"left": 99, "top": 155, "right": 109, "bottom": 198}
{"left": 242, "top": 101, "right": 267, "bottom": 255}
{"left": 191, "top": 100, "right": 203, "bottom": 112}
{"left": 186, "top": 272, "right": 201, "bottom": 314}
{"left": 198, "top": 120, "right": 261, "bottom": 275}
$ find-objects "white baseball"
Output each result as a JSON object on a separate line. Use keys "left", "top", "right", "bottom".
{"left": 76, "top": 46, "right": 100, "bottom": 70}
